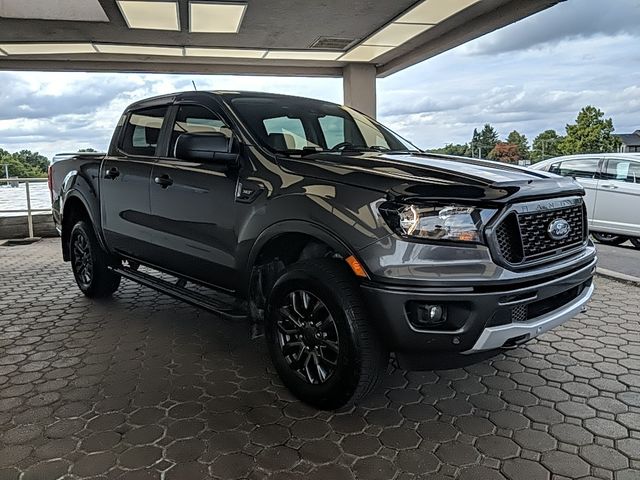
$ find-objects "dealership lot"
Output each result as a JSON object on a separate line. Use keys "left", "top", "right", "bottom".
{"left": 1, "top": 238, "right": 639, "bottom": 480}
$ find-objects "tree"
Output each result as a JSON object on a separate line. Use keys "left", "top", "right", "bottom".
{"left": 531, "top": 130, "right": 563, "bottom": 162}
{"left": 12, "top": 150, "right": 49, "bottom": 172}
{"left": 78, "top": 148, "right": 98, "bottom": 152}
{"left": 506, "top": 130, "right": 530, "bottom": 160}
{"left": 469, "top": 124, "right": 499, "bottom": 158}
{"left": 560, "top": 106, "right": 620, "bottom": 155}
{"left": 428, "top": 143, "right": 468, "bottom": 156}
{"left": 0, "top": 148, "right": 48, "bottom": 178}
{"left": 488, "top": 142, "right": 520, "bottom": 164}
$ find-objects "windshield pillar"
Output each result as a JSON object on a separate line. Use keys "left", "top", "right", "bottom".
{"left": 343, "top": 64, "right": 377, "bottom": 119}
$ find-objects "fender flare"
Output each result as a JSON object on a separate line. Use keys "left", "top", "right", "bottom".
{"left": 240, "top": 220, "right": 358, "bottom": 295}
{"left": 61, "top": 190, "right": 108, "bottom": 259}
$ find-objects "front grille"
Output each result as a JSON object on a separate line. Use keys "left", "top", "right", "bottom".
{"left": 493, "top": 199, "right": 587, "bottom": 267}
{"left": 519, "top": 205, "right": 585, "bottom": 258}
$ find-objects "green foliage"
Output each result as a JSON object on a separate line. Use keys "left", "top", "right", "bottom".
{"left": 428, "top": 143, "right": 468, "bottom": 156}
{"left": 488, "top": 142, "right": 520, "bottom": 164}
{"left": 560, "top": 106, "right": 620, "bottom": 155}
{"left": 0, "top": 148, "right": 49, "bottom": 178}
{"left": 531, "top": 130, "right": 564, "bottom": 163}
{"left": 469, "top": 124, "right": 499, "bottom": 158}
{"left": 78, "top": 148, "right": 98, "bottom": 153}
{"left": 506, "top": 130, "right": 530, "bottom": 160}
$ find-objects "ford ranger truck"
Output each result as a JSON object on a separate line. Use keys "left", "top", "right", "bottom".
{"left": 49, "top": 91, "right": 596, "bottom": 409}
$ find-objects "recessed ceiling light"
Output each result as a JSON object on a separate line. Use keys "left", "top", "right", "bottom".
{"left": 95, "top": 44, "right": 184, "bottom": 56}
{"left": 189, "top": 2, "right": 247, "bottom": 33}
{"left": 0, "top": 43, "right": 97, "bottom": 55}
{"left": 397, "top": 0, "right": 482, "bottom": 24}
{"left": 117, "top": 1, "right": 180, "bottom": 31}
{"left": 364, "top": 23, "right": 433, "bottom": 47}
{"left": 0, "top": 0, "right": 108, "bottom": 22}
{"left": 264, "top": 50, "right": 342, "bottom": 61}
{"left": 185, "top": 47, "right": 266, "bottom": 58}
{"left": 339, "top": 45, "right": 394, "bottom": 62}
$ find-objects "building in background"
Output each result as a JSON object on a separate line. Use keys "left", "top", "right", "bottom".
{"left": 616, "top": 130, "right": 640, "bottom": 153}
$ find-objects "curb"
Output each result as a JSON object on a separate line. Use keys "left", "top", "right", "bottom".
{"left": 596, "top": 267, "right": 640, "bottom": 287}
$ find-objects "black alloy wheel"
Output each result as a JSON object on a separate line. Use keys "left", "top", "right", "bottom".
{"left": 265, "top": 258, "right": 388, "bottom": 409}
{"left": 71, "top": 228, "right": 93, "bottom": 289}
{"left": 276, "top": 290, "right": 340, "bottom": 385}
{"left": 69, "top": 220, "right": 121, "bottom": 298}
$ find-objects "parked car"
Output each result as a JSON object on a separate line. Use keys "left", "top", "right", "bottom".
{"left": 49, "top": 91, "right": 596, "bottom": 409}
{"left": 530, "top": 154, "right": 640, "bottom": 248}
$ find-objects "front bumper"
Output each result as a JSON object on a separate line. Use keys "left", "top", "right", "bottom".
{"left": 360, "top": 256, "right": 596, "bottom": 365}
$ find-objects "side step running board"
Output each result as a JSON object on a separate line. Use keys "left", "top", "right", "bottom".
{"left": 112, "top": 266, "right": 248, "bottom": 320}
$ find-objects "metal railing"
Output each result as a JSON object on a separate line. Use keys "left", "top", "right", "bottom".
{"left": 0, "top": 178, "right": 51, "bottom": 239}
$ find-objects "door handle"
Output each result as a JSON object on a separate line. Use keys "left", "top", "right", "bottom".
{"left": 600, "top": 184, "right": 619, "bottom": 189}
{"left": 154, "top": 174, "right": 174, "bottom": 188}
{"left": 104, "top": 167, "right": 120, "bottom": 179}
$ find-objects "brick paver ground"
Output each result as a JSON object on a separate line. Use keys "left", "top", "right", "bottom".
{"left": 1, "top": 238, "right": 639, "bottom": 480}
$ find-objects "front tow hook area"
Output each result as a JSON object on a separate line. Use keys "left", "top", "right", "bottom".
{"left": 501, "top": 333, "right": 531, "bottom": 349}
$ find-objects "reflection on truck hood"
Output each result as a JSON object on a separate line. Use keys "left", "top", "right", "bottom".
{"left": 279, "top": 151, "right": 585, "bottom": 204}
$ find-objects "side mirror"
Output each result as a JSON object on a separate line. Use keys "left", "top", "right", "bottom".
{"left": 175, "top": 133, "right": 237, "bottom": 165}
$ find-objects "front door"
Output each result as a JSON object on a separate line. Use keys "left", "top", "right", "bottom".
{"left": 593, "top": 158, "right": 640, "bottom": 236}
{"left": 101, "top": 105, "right": 169, "bottom": 261}
{"left": 148, "top": 103, "right": 240, "bottom": 291}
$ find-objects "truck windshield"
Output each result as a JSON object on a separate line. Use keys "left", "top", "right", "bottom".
{"left": 230, "top": 96, "right": 420, "bottom": 155}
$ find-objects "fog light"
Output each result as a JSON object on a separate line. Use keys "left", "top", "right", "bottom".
{"left": 418, "top": 304, "right": 446, "bottom": 326}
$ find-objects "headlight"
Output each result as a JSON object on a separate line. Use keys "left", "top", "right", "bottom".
{"left": 379, "top": 202, "right": 497, "bottom": 243}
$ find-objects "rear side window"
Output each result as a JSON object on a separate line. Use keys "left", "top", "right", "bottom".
{"left": 552, "top": 158, "right": 599, "bottom": 179}
{"left": 603, "top": 159, "right": 640, "bottom": 183}
{"left": 120, "top": 106, "right": 169, "bottom": 156}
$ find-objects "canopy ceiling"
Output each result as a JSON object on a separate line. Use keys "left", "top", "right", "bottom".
{"left": 0, "top": 0, "right": 562, "bottom": 77}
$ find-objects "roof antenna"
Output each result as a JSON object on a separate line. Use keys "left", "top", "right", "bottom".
{"left": 192, "top": 80, "right": 198, "bottom": 91}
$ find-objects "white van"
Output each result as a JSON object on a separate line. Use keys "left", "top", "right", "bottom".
{"left": 530, "top": 154, "right": 640, "bottom": 248}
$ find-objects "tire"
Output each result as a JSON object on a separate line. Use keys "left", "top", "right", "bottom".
{"left": 265, "top": 258, "right": 388, "bottom": 410}
{"left": 631, "top": 238, "right": 640, "bottom": 249}
{"left": 592, "top": 232, "right": 628, "bottom": 246}
{"left": 69, "top": 220, "right": 121, "bottom": 298}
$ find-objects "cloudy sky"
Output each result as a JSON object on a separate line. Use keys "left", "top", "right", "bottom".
{"left": 1, "top": 0, "right": 639, "bottom": 158}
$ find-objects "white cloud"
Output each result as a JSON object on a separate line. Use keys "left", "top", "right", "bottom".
{"left": 0, "top": 0, "right": 638, "bottom": 158}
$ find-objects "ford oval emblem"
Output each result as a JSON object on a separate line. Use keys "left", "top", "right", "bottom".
{"left": 548, "top": 218, "right": 571, "bottom": 241}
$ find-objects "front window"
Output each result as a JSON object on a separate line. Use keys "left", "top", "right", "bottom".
{"left": 230, "top": 96, "right": 418, "bottom": 155}
{"left": 550, "top": 158, "right": 599, "bottom": 179}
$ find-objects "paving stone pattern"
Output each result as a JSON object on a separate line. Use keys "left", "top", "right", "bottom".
{"left": 1, "top": 238, "right": 640, "bottom": 479}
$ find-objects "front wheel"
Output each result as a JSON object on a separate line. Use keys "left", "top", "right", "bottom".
{"left": 265, "top": 259, "right": 388, "bottom": 410}
{"left": 69, "top": 220, "right": 121, "bottom": 298}
{"left": 592, "top": 232, "right": 628, "bottom": 246}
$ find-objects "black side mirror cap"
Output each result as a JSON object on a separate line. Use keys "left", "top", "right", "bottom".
{"left": 175, "top": 133, "right": 237, "bottom": 165}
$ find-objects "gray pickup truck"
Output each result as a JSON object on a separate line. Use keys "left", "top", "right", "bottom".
{"left": 50, "top": 91, "right": 596, "bottom": 409}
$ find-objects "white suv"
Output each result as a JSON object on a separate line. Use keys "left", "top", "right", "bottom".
{"left": 530, "top": 154, "right": 640, "bottom": 248}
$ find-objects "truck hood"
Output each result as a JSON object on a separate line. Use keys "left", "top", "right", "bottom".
{"left": 279, "top": 151, "right": 584, "bottom": 204}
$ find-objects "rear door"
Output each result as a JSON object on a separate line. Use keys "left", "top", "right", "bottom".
{"left": 593, "top": 158, "right": 640, "bottom": 236}
{"left": 101, "top": 105, "right": 169, "bottom": 261}
{"left": 147, "top": 102, "right": 241, "bottom": 290}
{"left": 548, "top": 157, "right": 601, "bottom": 225}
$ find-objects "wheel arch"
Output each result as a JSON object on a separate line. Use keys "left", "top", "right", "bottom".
{"left": 60, "top": 192, "right": 106, "bottom": 261}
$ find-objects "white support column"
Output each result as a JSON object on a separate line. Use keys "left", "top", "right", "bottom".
{"left": 343, "top": 63, "right": 377, "bottom": 119}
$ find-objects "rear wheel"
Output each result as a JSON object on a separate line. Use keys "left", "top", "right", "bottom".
{"left": 69, "top": 220, "right": 121, "bottom": 298}
{"left": 630, "top": 238, "right": 640, "bottom": 249}
{"left": 592, "top": 232, "right": 628, "bottom": 246}
{"left": 265, "top": 258, "right": 388, "bottom": 410}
